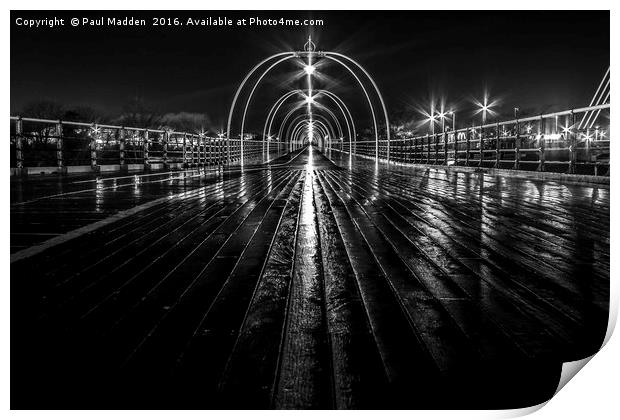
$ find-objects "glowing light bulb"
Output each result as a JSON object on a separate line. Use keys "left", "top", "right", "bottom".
{"left": 304, "top": 64, "right": 315, "bottom": 75}
{"left": 305, "top": 95, "right": 315, "bottom": 104}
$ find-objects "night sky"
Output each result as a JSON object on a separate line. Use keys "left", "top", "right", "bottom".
{"left": 10, "top": 10, "right": 609, "bottom": 134}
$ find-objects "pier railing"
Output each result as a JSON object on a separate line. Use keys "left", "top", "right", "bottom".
{"left": 9, "top": 117, "right": 286, "bottom": 175}
{"left": 329, "top": 103, "right": 610, "bottom": 176}
{"left": 10, "top": 103, "right": 610, "bottom": 176}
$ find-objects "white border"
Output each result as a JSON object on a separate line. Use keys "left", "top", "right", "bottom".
{"left": 4, "top": 1, "right": 617, "bottom": 418}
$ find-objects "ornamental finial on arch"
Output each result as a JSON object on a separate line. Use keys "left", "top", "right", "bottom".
{"left": 304, "top": 36, "right": 316, "bottom": 52}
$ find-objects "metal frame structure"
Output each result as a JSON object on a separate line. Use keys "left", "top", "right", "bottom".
{"left": 10, "top": 103, "right": 610, "bottom": 177}
{"left": 9, "top": 116, "right": 267, "bottom": 175}
{"left": 327, "top": 103, "right": 610, "bottom": 176}
{"left": 226, "top": 37, "right": 390, "bottom": 162}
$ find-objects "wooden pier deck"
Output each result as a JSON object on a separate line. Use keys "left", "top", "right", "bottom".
{"left": 10, "top": 146, "right": 609, "bottom": 409}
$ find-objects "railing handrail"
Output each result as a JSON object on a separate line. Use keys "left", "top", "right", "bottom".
{"left": 9, "top": 116, "right": 229, "bottom": 139}
{"left": 396, "top": 103, "right": 610, "bottom": 142}
{"left": 11, "top": 102, "right": 610, "bottom": 143}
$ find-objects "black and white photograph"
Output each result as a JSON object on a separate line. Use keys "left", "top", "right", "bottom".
{"left": 6, "top": 4, "right": 615, "bottom": 414}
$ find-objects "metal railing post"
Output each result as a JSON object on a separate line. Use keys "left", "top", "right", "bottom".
{"left": 586, "top": 127, "right": 592, "bottom": 172}
{"left": 208, "top": 137, "right": 213, "bottom": 167}
{"left": 119, "top": 127, "right": 127, "bottom": 170}
{"left": 90, "top": 124, "right": 99, "bottom": 172}
{"left": 182, "top": 133, "right": 187, "bottom": 168}
{"left": 495, "top": 122, "right": 501, "bottom": 168}
{"left": 15, "top": 117, "right": 24, "bottom": 175}
{"left": 163, "top": 131, "right": 169, "bottom": 169}
{"left": 56, "top": 120, "right": 65, "bottom": 173}
{"left": 514, "top": 120, "right": 520, "bottom": 170}
{"left": 569, "top": 112, "right": 576, "bottom": 174}
{"left": 426, "top": 134, "right": 430, "bottom": 163}
{"left": 479, "top": 126, "right": 484, "bottom": 167}
{"left": 443, "top": 131, "right": 448, "bottom": 165}
{"left": 465, "top": 128, "right": 471, "bottom": 167}
{"left": 539, "top": 115, "right": 545, "bottom": 172}
{"left": 143, "top": 129, "right": 150, "bottom": 170}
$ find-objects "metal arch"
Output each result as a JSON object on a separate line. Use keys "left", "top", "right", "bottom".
{"left": 314, "top": 102, "right": 344, "bottom": 139}
{"left": 289, "top": 119, "right": 329, "bottom": 144}
{"left": 238, "top": 55, "right": 298, "bottom": 162}
{"left": 286, "top": 113, "right": 336, "bottom": 141}
{"left": 278, "top": 104, "right": 341, "bottom": 142}
{"left": 228, "top": 46, "right": 390, "bottom": 162}
{"left": 299, "top": 121, "right": 330, "bottom": 149}
{"left": 262, "top": 89, "right": 304, "bottom": 141}
{"left": 265, "top": 89, "right": 353, "bottom": 151}
{"left": 305, "top": 121, "right": 330, "bottom": 148}
{"left": 315, "top": 89, "right": 357, "bottom": 150}
{"left": 300, "top": 128, "right": 323, "bottom": 146}
{"left": 278, "top": 109, "right": 307, "bottom": 142}
{"left": 226, "top": 52, "right": 295, "bottom": 163}
{"left": 285, "top": 113, "right": 337, "bottom": 144}
{"left": 315, "top": 54, "right": 380, "bottom": 160}
{"left": 283, "top": 111, "right": 339, "bottom": 142}
{"left": 315, "top": 94, "right": 351, "bottom": 147}
{"left": 290, "top": 120, "right": 329, "bottom": 150}
{"left": 261, "top": 89, "right": 351, "bottom": 155}
{"left": 291, "top": 119, "right": 330, "bottom": 144}
{"left": 279, "top": 101, "right": 344, "bottom": 140}
{"left": 292, "top": 125, "right": 327, "bottom": 148}
{"left": 292, "top": 120, "right": 330, "bottom": 149}
{"left": 324, "top": 51, "right": 391, "bottom": 160}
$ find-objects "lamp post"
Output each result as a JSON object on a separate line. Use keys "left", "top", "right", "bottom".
{"left": 438, "top": 111, "right": 446, "bottom": 133}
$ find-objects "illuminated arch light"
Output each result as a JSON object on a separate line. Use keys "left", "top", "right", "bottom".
{"left": 279, "top": 105, "right": 342, "bottom": 141}
{"left": 226, "top": 51, "right": 296, "bottom": 162}
{"left": 292, "top": 120, "right": 330, "bottom": 142}
{"left": 286, "top": 111, "right": 340, "bottom": 142}
{"left": 288, "top": 114, "right": 336, "bottom": 142}
{"left": 226, "top": 38, "right": 390, "bottom": 163}
{"left": 263, "top": 89, "right": 355, "bottom": 153}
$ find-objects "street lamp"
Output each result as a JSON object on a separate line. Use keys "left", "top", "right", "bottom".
{"left": 480, "top": 103, "right": 489, "bottom": 125}
{"left": 437, "top": 110, "right": 455, "bottom": 132}
{"left": 426, "top": 108, "right": 436, "bottom": 135}
{"left": 437, "top": 111, "right": 446, "bottom": 133}
{"left": 476, "top": 94, "right": 496, "bottom": 126}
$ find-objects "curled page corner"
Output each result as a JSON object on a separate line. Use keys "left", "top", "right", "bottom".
{"left": 555, "top": 355, "right": 595, "bottom": 396}
{"left": 552, "top": 297, "right": 619, "bottom": 397}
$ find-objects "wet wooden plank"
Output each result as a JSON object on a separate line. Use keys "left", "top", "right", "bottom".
{"left": 273, "top": 170, "right": 333, "bottom": 409}
{"left": 10, "top": 147, "right": 608, "bottom": 409}
{"left": 311, "top": 171, "right": 390, "bottom": 408}
{"left": 216, "top": 173, "right": 305, "bottom": 408}
{"left": 341, "top": 168, "right": 607, "bottom": 357}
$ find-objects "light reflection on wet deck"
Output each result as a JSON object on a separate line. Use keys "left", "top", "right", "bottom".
{"left": 11, "top": 146, "right": 609, "bottom": 409}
